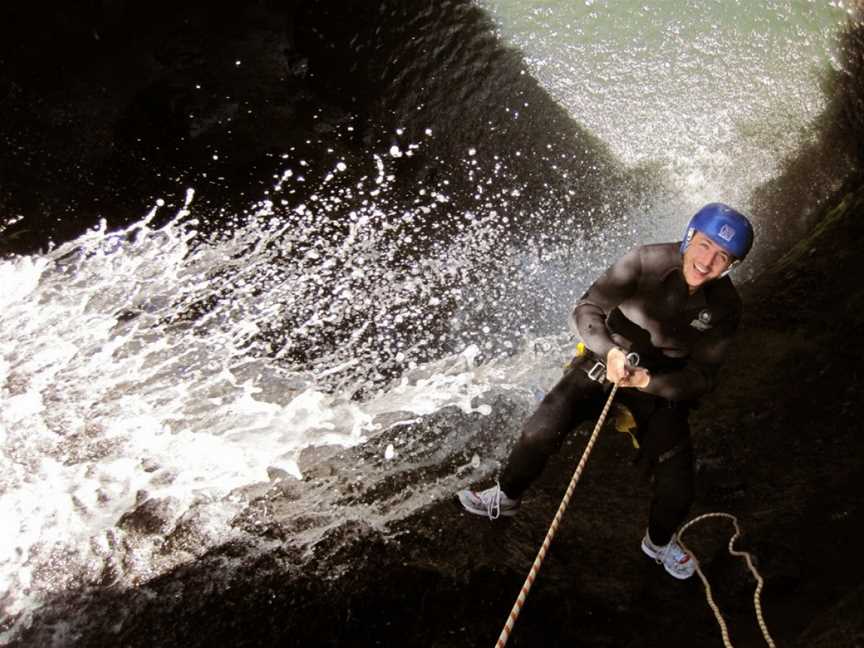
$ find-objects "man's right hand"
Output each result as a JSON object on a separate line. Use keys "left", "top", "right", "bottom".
{"left": 606, "top": 347, "right": 651, "bottom": 388}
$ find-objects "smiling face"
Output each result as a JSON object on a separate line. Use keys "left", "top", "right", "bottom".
{"left": 681, "top": 231, "right": 734, "bottom": 291}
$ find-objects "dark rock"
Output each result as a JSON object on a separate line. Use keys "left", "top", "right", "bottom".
{"left": 140, "top": 457, "right": 160, "bottom": 472}
{"left": 117, "top": 496, "right": 180, "bottom": 536}
{"left": 297, "top": 444, "right": 343, "bottom": 479}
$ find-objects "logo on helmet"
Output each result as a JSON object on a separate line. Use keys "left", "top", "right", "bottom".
{"left": 718, "top": 224, "right": 736, "bottom": 242}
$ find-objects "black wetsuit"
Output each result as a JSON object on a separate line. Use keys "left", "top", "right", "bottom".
{"left": 499, "top": 242, "right": 742, "bottom": 544}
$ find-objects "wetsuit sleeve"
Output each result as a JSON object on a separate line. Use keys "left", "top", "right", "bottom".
{"left": 639, "top": 309, "right": 741, "bottom": 401}
{"left": 572, "top": 246, "right": 642, "bottom": 359}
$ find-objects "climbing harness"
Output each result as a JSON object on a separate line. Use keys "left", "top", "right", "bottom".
{"left": 494, "top": 381, "right": 621, "bottom": 648}
{"left": 570, "top": 341, "right": 640, "bottom": 384}
{"left": 677, "top": 513, "right": 776, "bottom": 648}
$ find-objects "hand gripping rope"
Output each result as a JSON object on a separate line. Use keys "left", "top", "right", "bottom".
{"left": 494, "top": 377, "right": 776, "bottom": 647}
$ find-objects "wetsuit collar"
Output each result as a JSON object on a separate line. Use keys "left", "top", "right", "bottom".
{"left": 666, "top": 264, "right": 708, "bottom": 306}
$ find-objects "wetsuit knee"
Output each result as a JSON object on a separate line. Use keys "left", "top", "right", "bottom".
{"left": 518, "top": 423, "right": 566, "bottom": 457}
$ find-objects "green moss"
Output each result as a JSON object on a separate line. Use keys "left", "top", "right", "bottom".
{"left": 770, "top": 183, "right": 864, "bottom": 274}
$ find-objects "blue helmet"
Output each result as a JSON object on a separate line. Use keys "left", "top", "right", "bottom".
{"left": 680, "top": 203, "right": 754, "bottom": 260}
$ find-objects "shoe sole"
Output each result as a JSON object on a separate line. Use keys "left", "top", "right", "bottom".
{"left": 456, "top": 490, "right": 520, "bottom": 517}
{"left": 641, "top": 540, "right": 695, "bottom": 580}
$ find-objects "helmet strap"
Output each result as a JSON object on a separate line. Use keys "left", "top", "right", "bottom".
{"left": 720, "top": 259, "right": 740, "bottom": 278}
{"left": 682, "top": 227, "right": 696, "bottom": 252}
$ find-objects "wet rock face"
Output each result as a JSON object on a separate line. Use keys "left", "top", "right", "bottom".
{"left": 0, "top": 0, "right": 631, "bottom": 256}
{"left": 0, "top": 2, "right": 306, "bottom": 252}
{"left": 748, "top": 21, "right": 864, "bottom": 268}
{"left": 295, "top": 0, "right": 627, "bottom": 219}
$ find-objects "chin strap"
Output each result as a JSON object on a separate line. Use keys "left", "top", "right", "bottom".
{"left": 719, "top": 259, "right": 741, "bottom": 278}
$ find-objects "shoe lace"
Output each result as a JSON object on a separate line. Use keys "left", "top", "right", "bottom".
{"left": 485, "top": 484, "right": 503, "bottom": 521}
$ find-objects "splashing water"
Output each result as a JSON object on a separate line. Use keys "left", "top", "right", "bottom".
{"left": 0, "top": 142, "right": 611, "bottom": 639}
{"left": 481, "top": 0, "right": 851, "bottom": 209}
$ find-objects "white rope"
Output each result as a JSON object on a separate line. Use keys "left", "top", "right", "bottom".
{"left": 494, "top": 384, "right": 620, "bottom": 648}
{"left": 677, "top": 512, "right": 776, "bottom": 648}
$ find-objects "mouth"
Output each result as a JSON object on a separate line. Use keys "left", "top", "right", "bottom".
{"left": 691, "top": 261, "right": 710, "bottom": 278}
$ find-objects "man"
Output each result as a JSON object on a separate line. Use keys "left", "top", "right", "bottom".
{"left": 458, "top": 203, "right": 754, "bottom": 580}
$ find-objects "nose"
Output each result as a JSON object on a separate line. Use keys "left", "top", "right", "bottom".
{"left": 695, "top": 247, "right": 722, "bottom": 269}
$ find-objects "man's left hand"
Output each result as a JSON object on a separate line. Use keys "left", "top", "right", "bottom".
{"left": 617, "top": 367, "right": 650, "bottom": 389}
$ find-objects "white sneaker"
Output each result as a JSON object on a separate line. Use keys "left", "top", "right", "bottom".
{"left": 641, "top": 532, "right": 696, "bottom": 580}
{"left": 457, "top": 484, "right": 521, "bottom": 520}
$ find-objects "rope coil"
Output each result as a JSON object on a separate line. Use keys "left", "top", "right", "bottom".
{"left": 677, "top": 512, "right": 776, "bottom": 648}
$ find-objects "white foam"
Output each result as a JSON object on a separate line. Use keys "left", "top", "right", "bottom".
{"left": 0, "top": 196, "right": 570, "bottom": 638}
{"left": 0, "top": 257, "right": 49, "bottom": 309}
